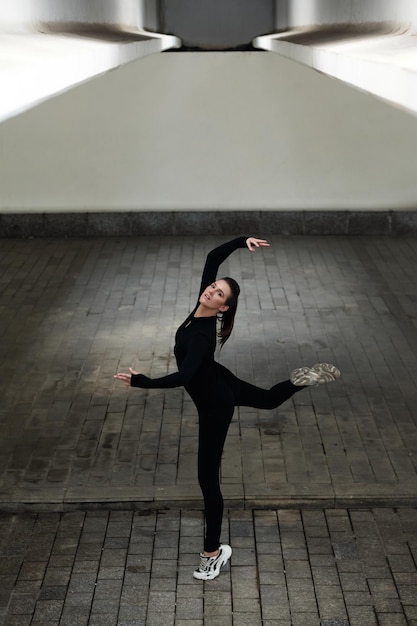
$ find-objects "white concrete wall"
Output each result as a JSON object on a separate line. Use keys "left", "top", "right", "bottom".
{"left": 0, "top": 1, "right": 179, "bottom": 124}
{"left": 276, "top": 0, "right": 417, "bottom": 31}
{"left": 0, "top": 0, "right": 158, "bottom": 32}
{"left": 266, "top": 1, "right": 417, "bottom": 120}
{"left": 1, "top": 51, "right": 417, "bottom": 212}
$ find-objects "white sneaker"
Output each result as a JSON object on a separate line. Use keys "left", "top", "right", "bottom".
{"left": 290, "top": 363, "right": 341, "bottom": 386}
{"left": 193, "top": 544, "right": 232, "bottom": 580}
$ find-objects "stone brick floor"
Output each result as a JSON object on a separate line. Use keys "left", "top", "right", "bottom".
{"left": 1, "top": 235, "right": 417, "bottom": 508}
{"left": 1, "top": 507, "right": 417, "bottom": 625}
{"left": 2, "top": 234, "right": 417, "bottom": 623}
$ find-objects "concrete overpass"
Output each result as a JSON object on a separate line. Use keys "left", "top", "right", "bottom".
{"left": 1, "top": 1, "right": 417, "bottom": 232}
{"left": 2, "top": 1, "right": 417, "bottom": 122}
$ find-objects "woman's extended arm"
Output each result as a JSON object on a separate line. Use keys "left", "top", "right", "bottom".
{"left": 114, "top": 333, "right": 210, "bottom": 389}
{"left": 198, "top": 236, "right": 269, "bottom": 297}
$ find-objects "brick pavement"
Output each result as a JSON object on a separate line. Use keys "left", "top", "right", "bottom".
{"left": 1, "top": 235, "right": 417, "bottom": 509}
{"left": 1, "top": 507, "right": 417, "bottom": 625}
{"left": 2, "top": 234, "right": 417, "bottom": 624}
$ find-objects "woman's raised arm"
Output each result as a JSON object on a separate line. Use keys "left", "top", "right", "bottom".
{"left": 198, "top": 236, "right": 269, "bottom": 298}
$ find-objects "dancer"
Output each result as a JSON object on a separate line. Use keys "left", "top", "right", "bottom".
{"left": 114, "top": 236, "right": 340, "bottom": 580}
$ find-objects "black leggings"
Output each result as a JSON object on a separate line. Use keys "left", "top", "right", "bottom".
{"left": 194, "top": 366, "right": 303, "bottom": 552}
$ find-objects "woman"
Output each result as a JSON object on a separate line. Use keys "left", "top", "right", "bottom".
{"left": 115, "top": 236, "right": 340, "bottom": 580}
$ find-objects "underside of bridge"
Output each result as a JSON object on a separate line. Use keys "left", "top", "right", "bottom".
{"left": 2, "top": 1, "right": 417, "bottom": 122}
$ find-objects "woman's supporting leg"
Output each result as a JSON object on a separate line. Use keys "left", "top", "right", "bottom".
{"left": 197, "top": 389, "right": 234, "bottom": 553}
{"left": 195, "top": 372, "right": 302, "bottom": 552}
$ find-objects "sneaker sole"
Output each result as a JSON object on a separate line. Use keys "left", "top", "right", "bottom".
{"left": 291, "top": 363, "right": 341, "bottom": 386}
{"left": 312, "top": 363, "right": 341, "bottom": 382}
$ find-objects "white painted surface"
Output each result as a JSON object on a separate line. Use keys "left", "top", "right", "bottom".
{"left": 267, "top": 0, "right": 417, "bottom": 117}
{"left": 1, "top": 52, "right": 417, "bottom": 212}
{"left": 0, "top": 0, "right": 180, "bottom": 123}
{"left": 0, "top": 32, "right": 179, "bottom": 124}
{"left": 275, "top": 0, "right": 417, "bottom": 30}
{"left": 0, "top": 0, "right": 155, "bottom": 31}
{"left": 254, "top": 28, "right": 417, "bottom": 117}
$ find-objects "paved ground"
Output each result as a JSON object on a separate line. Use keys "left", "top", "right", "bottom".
{"left": 1, "top": 234, "right": 417, "bottom": 624}
{"left": 1, "top": 507, "right": 417, "bottom": 626}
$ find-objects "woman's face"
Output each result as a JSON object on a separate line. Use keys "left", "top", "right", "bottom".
{"left": 199, "top": 279, "right": 231, "bottom": 313}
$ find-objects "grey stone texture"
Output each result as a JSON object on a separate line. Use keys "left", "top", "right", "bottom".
{"left": 1, "top": 233, "right": 417, "bottom": 622}
{"left": 2, "top": 210, "right": 417, "bottom": 238}
{"left": 1, "top": 234, "right": 417, "bottom": 509}
{"left": 0, "top": 509, "right": 416, "bottom": 624}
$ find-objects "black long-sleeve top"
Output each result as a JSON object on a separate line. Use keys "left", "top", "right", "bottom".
{"left": 130, "top": 237, "right": 247, "bottom": 395}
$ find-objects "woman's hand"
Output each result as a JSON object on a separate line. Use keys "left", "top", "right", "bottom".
{"left": 246, "top": 237, "right": 270, "bottom": 252}
{"left": 114, "top": 368, "right": 139, "bottom": 387}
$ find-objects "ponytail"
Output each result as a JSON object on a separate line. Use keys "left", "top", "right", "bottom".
{"left": 217, "top": 277, "right": 240, "bottom": 348}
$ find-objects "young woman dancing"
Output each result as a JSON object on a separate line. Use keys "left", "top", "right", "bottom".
{"left": 115, "top": 236, "right": 340, "bottom": 581}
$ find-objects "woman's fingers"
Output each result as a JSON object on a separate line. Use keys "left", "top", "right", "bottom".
{"left": 114, "top": 372, "right": 132, "bottom": 386}
{"left": 114, "top": 368, "right": 139, "bottom": 387}
{"left": 246, "top": 237, "right": 270, "bottom": 251}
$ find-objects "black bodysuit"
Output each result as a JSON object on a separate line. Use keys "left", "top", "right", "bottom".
{"left": 131, "top": 237, "right": 300, "bottom": 552}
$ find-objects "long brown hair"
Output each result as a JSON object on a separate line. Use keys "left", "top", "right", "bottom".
{"left": 217, "top": 276, "right": 240, "bottom": 347}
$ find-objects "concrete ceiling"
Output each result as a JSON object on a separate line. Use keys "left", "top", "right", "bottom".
{"left": 254, "top": 23, "right": 417, "bottom": 117}
{"left": 2, "top": 0, "right": 417, "bottom": 122}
